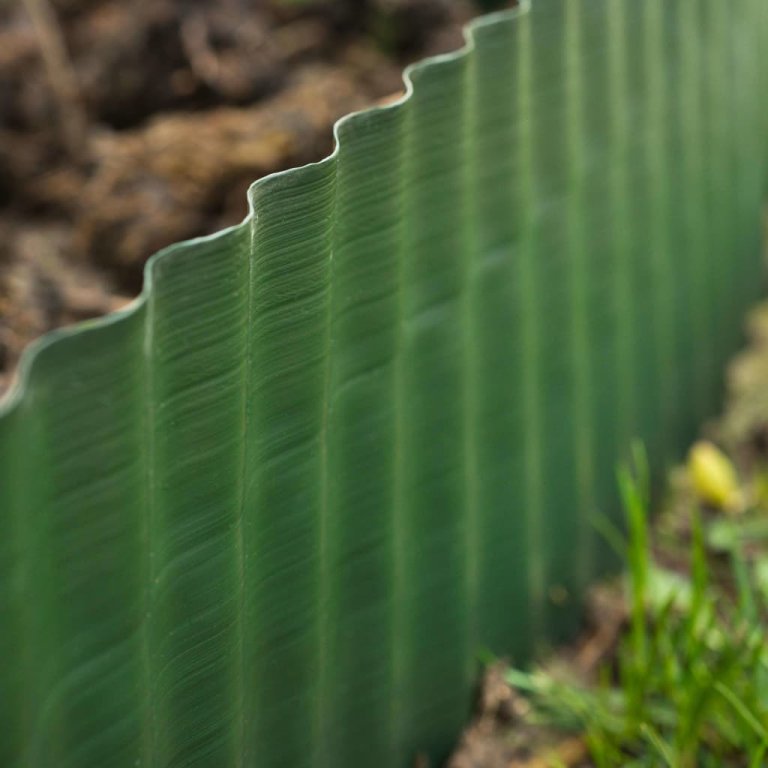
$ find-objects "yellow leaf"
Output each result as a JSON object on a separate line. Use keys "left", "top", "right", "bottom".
{"left": 687, "top": 441, "right": 742, "bottom": 513}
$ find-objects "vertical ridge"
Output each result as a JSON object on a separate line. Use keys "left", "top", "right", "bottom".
{"left": 564, "top": 0, "right": 595, "bottom": 594}
{"left": 730, "top": 0, "right": 763, "bottom": 320}
{"left": 146, "top": 226, "right": 250, "bottom": 768}
{"left": 702, "top": 0, "right": 731, "bottom": 389}
{"left": 697, "top": 0, "right": 723, "bottom": 414}
{"left": 22, "top": 401, "right": 59, "bottom": 768}
{"left": 398, "top": 50, "right": 474, "bottom": 759}
{"left": 391, "top": 99, "right": 410, "bottom": 766}
{"left": 528, "top": 0, "right": 583, "bottom": 641}
{"left": 461, "top": 38, "right": 481, "bottom": 675}
{"left": 643, "top": 0, "right": 678, "bottom": 458}
{"left": 517, "top": 9, "right": 545, "bottom": 645}
{"left": 588, "top": 0, "right": 644, "bottom": 572}
{"left": 0, "top": 415, "right": 20, "bottom": 767}
{"left": 325, "top": 104, "right": 406, "bottom": 767}
{"left": 141, "top": 295, "right": 158, "bottom": 768}
{"left": 312, "top": 155, "right": 336, "bottom": 768}
{"left": 720, "top": 2, "right": 742, "bottom": 352}
{"left": 469, "top": 11, "right": 534, "bottom": 661}
{"left": 620, "top": 0, "right": 661, "bottom": 465}
{"left": 663, "top": 0, "right": 700, "bottom": 445}
{"left": 18, "top": 316, "right": 149, "bottom": 768}
{"left": 234, "top": 211, "right": 255, "bottom": 768}
{"left": 682, "top": 0, "right": 712, "bottom": 420}
{"left": 1, "top": 407, "right": 45, "bottom": 767}
{"left": 247, "top": 163, "right": 336, "bottom": 767}
{"left": 606, "top": 0, "right": 636, "bottom": 454}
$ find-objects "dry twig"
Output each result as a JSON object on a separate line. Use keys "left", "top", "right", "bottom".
{"left": 21, "top": 0, "right": 88, "bottom": 156}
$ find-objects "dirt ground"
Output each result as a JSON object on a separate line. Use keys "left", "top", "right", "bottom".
{"left": 0, "top": 0, "right": 512, "bottom": 393}
{"left": 445, "top": 588, "right": 624, "bottom": 768}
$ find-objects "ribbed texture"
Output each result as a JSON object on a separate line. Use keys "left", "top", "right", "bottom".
{"left": 0, "top": 1, "right": 766, "bottom": 766}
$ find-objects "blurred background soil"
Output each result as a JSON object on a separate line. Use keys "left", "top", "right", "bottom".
{"left": 0, "top": 0, "right": 511, "bottom": 393}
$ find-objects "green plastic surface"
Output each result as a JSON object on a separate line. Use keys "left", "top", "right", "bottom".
{"left": 0, "top": 1, "right": 766, "bottom": 765}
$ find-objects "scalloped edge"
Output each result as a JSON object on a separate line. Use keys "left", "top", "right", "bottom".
{"left": 0, "top": 2, "right": 531, "bottom": 418}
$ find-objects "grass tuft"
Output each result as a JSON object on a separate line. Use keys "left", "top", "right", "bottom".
{"left": 505, "top": 446, "right": 768, "bottom": 767}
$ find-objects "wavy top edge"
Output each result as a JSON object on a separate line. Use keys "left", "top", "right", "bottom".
{"left": 0, "top": 1, "right": 532, "bottom": 418}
